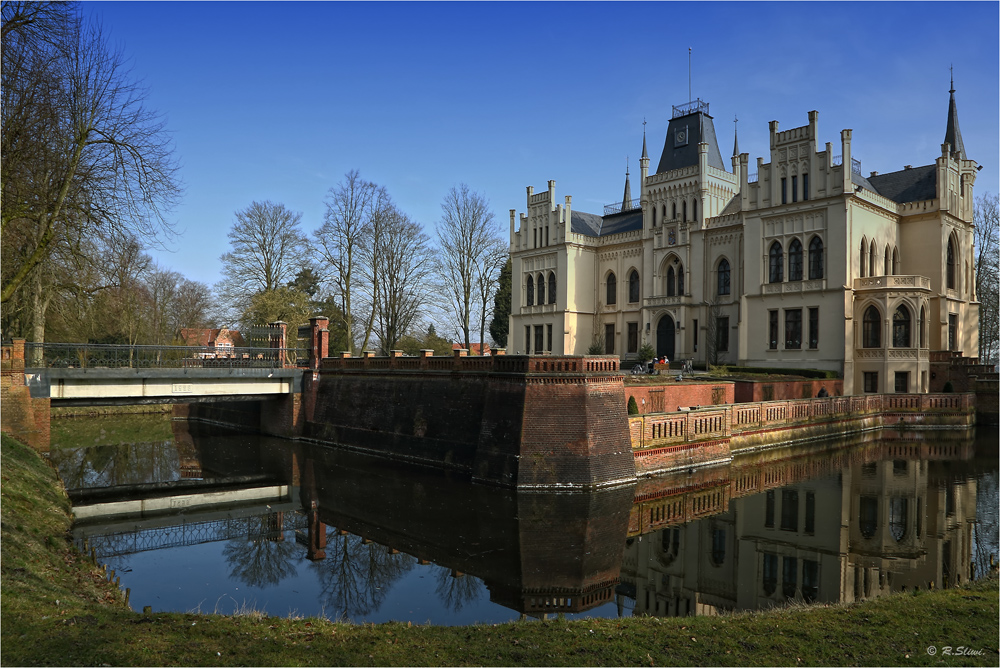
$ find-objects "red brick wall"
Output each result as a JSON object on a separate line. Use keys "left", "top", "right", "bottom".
{"left": 1, "top": 340, "right": 50, "bottom": 451}
{"left": 732, "top": 379, "right": 843, "bottom": 402}
{"left": 624, "top": 381, "right": 735, "bottom": 414}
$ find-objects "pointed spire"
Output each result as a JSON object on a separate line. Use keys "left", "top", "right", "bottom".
{"left": 944, "top": 68, "right": 966, "bottom": 160}
{"left": 733, "top": 115, "right": 740, "bottom": 157}
{"left": 622, "top": 157, "right": 632, "bottom": 210}
{"left": 641, "top": 118, "right": 649, "bottom": 160}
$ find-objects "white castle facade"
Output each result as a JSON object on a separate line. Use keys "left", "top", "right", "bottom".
{"left": 507, "top": 86, "right": 980, "bottom": 395}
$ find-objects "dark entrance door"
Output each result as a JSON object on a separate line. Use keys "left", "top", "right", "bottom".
{"left": 656, "top": 314, "right": 675, "bottom": 361}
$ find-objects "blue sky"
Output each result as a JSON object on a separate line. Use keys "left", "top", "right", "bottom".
{"left": 83, "top": 1, "right": 1000, "bottom": 289}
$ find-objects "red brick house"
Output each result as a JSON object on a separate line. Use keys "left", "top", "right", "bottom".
{"left": 179, "top": 327, "right": 245, "bottom": 352}
{"left": 453, "top": 342, "right": 492, "bottom": 356}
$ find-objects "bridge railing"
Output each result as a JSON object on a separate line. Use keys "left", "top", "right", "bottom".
{"left": 24, "top": 342, "right": 308, "bottom": 370}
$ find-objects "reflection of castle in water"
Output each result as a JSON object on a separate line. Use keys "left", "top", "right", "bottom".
{"left": 620, "top": 435, "right": 982, "bottom": 617}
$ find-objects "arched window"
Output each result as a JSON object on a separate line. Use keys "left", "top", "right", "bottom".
{"left": 682, "top": 200, "right": 687, "bottom": 222}
{"left": 919, "top": 306, "right": 926, "bottom": 348}
{"left": 548, "top": 272, "right": 556, "bottom": 305}
{"left": 947, "top": 236, "right": 956, "bottom": 289}
{"left": 769, "top": 242, "right": 784, "bottom": 283}
{"left": 870, "top": 242, "right": 878, "bottom": 277}
{"left": 892, "top": 247, "right": 899, "bottom": 275}
{"left": 693, "top": 200, "right": 698, "bottom": 222}
{"left": 860, "top": 496, "right": 878, "bottom": 539}
{"left": 678, "top": 263, "right": 685, "bottom": 296}
{"left": 536, "top": 273, "right": 545, "bottom": 305}
{"left": 788, "top": 238, "right": 803, "bottom": 281}
{"left": 628, "top": 270, "right": 640, "bottom": 303}
{"left": 717, "top": 258, "right": 731, "bottom": 295}
{"left": 889, "top": 497, "right": 907, "bottom": 542}
{"left": 672, "top": 202, "right": 677, "bottom": 220}
{"left": 606, "top": 272, "right": 617, "bottom": 305}
{"left": 860, "top": 238, "right": 868, "bottom": 277}
{"left": 863, "top": 305, "right": 881, "bottom": 348}
{"left": 884, "top": 246, "right": 891, "bottom": 276}
{"left": 809, "top": 237, "right": 824, "bottom": 280}
{"left": 711, "top": 528, "right": 726, "bottom": 566}
{"left": 526, "top": 275, "right": 534, "bottom": 306}
{"left": 893, "top": 304, "right": 911, "bottom": 348}
{"left": 666, "top": 266, "right": 676, "bottom": 296}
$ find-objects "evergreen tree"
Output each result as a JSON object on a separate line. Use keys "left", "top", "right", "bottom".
{"left": 489, "top": 258, "right": 512, "bottom": 348}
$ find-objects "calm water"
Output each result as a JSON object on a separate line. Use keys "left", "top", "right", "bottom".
{"left": 49, "top": 416, "right": 998, "bottom": 625}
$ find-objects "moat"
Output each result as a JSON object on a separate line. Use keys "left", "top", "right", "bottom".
{"left": 49, "top": 414, "right": 998, "bottom": 626}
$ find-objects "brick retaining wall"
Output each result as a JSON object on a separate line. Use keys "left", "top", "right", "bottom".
{"left": 628, "top": 392, "right": 975, "bottom": 476}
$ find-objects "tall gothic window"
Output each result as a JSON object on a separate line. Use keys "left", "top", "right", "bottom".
{"left": 892, "top": 247, "right": 899, "bottom": 275}
{"left": 717, "top": 258, "right": 731, "bottom": 295}
{"left": 526, "top": 275, "right": 534, "bottom": 306}
{"left": 788, "top": 239, "right": 803, "bottom": 281}
{"left": 606, "top": 272, "right": 617, "bottom": 305}
{"left": 860, "top": 238, "right": 868, "bottom": 277}
{"left": 769, "top": 242, "right": 784, "bottom": 283}
{"left": 863, "top": 305, "right": 881, "bottom": 348}
{"left": 667, "top": 266, "right": 676, "bottom": 296}
{"left": 884, "top": 246, "right": 891, "bottom": 276}
{"left": 678, "top": 264, "right": 685, "bottom": 296}
{"left": 919, "top": 306, "right": 926, "bottom": 348}
{"left": 893, "top": 304, "right": 911, "bottom": 347}
{"left": 536, "top": 273, "right": 545, "bottom": 305}
{"left": 870, "top": 243, "right": 878, "bottom": 277}
{"left": 548, "top": 272, "right": 556, "bottom": 304}
{"left": 809, "top": 237, "right": 824, "bottom": 279}
{"left": 947, "top": 236, "right": 956, "bottom": 289}
{"left": 628, "top": 270, "right": 640, "bottom": 303}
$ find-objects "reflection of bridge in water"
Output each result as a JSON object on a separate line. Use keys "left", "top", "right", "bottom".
{"left": 75, "top": 505, "right": 306, "bottom": 559}
{"left": 61, "top": 421, "right": 994, "bottom": 621}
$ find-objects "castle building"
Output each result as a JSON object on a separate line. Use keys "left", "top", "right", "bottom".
{"left": 508, "top": 84, "right": 980, "bottom": 394}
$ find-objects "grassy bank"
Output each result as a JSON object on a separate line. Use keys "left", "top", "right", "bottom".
{"left": 2, "top": 434, "right": 997, "bottom": 667}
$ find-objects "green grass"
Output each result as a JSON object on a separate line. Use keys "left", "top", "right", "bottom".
{"left": 2, "top": 433, "right": 998, "bottom": 666}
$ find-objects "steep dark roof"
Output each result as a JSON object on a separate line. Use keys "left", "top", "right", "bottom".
{"left": 570, "top": 210, "right": 603, "bottom": 236}
{"left": 867, "top": 165, "right": 937, "bottom": 203}
{"left": 851, "top": 170, "right": 876, "bottom": 192}
{"left": 569, "top": 209, "right": 643, "bottom": 238}
{"left": 600, "top": 210, "right": 643, "bottom": 236}
{"left": 944, "top": 83, "right": 965, "bottom": 159}
{"left": 656, "top": 111, "right": 727, "bottom": 174}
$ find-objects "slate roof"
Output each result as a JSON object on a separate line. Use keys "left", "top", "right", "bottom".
{"left": 570, "top": 210, "right": 603, "bottom": 236}
{"left": 569, "top": 209, "right": 643, "bottom": 238}
{"left": 866, "top": 165, "right": 937, "bottom": 203}
{"left": 945, "top": 86, "right": 965, "bottom": 159}
{"left": 656, "top": 111, "right": 727, "bottom": 174}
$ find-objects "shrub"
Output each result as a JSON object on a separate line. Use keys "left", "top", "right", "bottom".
{"left": 627, "top": 396, "right": 639, "bottom": 415}
{"left": 638, "top": 343, "right": 656, "bottom": 363}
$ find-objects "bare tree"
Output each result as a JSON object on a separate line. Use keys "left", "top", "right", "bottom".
{"left": 1, "top": 2, "right": 181, "bottom": 306}
{"left": 974, "top": 193, "right": 999, "bottom": 364}
{"left": 372, "top": 210, "right": 434, "bottom": 354}
{"left": 354, "top": 186, "right": 394, "bottom": 353}
{"left": 215, "top": 201, "right": 309, "bottom": 327}
{"left": 436, "top": 185, "right": 500, "bottom": 352}
{"left": 315, "top": 171, "right": 384, "bottom": 353}
{"left": 474, "top": 239, "right": 508, "bottom": 354}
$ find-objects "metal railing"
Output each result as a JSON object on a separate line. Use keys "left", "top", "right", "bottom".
{"left": 23, "top": 342, "right": 308, "bottom": 370}
{"left": 672, "top": 99, "right": 709, "bottom": 119}
{"left": 604, "top": 198, "right": 641, "bottom": 216}
{"left": 832, "top": 155, "right": 863, "bottom": 175}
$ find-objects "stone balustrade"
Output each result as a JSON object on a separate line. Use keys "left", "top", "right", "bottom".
{"left": 629, "top": 392, "right": 974, "bottom": 452}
